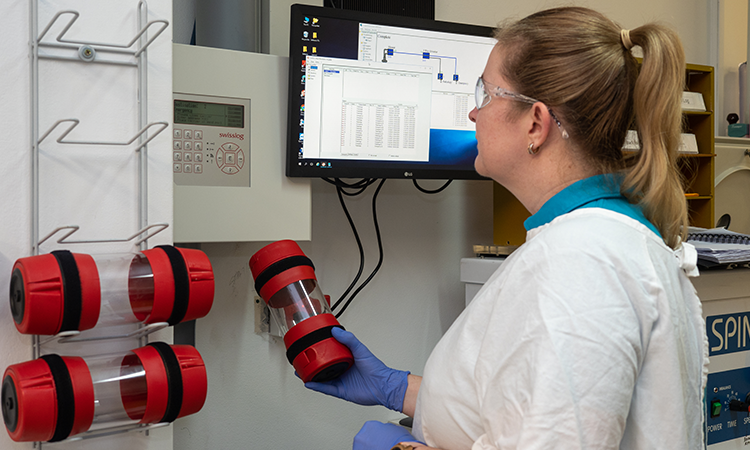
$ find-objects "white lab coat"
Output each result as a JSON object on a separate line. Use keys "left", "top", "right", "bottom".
{"left": 413, "top": 208, "right": 708, "bottom": 449}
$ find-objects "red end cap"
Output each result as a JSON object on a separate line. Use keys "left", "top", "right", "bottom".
{"left": 142, "top": 248, "right": 214, "bottom": 325}
{"left": 176, "top": 248, "right": 214, "bottom": 322}
{"left": 10, "top": 255, "right": 65, "bottom": 335}
{"left": 293, "top": 338, "right": 354, "bottom": 383}
{"left": 283, "top": 313, "right": 341, "bottom": 347}
{"left": 10, "top": 253, "right": 101, "bottom": 335}
{"left": 249, "top": 240, "right": 306, "bottom": 279}
{"left": 128, "top": 345, "right": 208, "bottom": 424}
{"left": 2, "top": 359, "right": 57, "bottom": 442}
{"left": 260, "top": 267, "right": 317, "bottom": 305}
{"left": 129, "top": 346, "right": 169, "bottom": 424}
{"left": 71, "top": 254, "right": 101, "bottom": 331}
{"left": 140, "top": 249, "right": 175, "bottom": 324}
{"left": 249, "top": 240, "right": 317, "bottom": 302}
{"left": 172, "top": 345, "right": 208, "bottom": 419}
{"left": 283, "top": 314, "right": 354, "bottom": 383}
{"left": 64, "top": 357, "right": 95, "bottom": 437}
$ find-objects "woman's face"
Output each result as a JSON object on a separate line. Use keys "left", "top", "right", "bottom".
{"left": 469, "top": 46, "right": 528, "bottom": 184}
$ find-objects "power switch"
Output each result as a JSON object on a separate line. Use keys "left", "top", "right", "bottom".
{"left": 711, "top": 400, "right": 723, "bottom": 418}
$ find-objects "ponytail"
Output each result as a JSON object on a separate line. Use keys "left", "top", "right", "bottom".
{"left": 622, "top": 25, "right": 687, "bottom": 248}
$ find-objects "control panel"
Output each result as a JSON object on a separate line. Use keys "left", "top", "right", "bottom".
{"left": 173, "top": 92, "right": 250, "bottom": 187}
{"left": 707, "top": 367, "right": 750, "bottom": 446}
{"left": 172, "top": 44, "right": 311, "bottom": 243}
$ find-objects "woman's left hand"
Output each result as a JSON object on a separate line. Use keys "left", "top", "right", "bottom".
{"left": 352, "top": 421, "right": 423, "bottom": 450}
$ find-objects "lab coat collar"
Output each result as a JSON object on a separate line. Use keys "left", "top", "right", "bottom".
{"left": 523, "top": 173, "right": 660, "bottom": 237}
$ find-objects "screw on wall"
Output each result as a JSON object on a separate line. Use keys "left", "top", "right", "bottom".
{"left": 78, "top": 45, "right": 96, "bottom": 62}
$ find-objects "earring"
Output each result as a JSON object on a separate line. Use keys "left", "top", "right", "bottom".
{"left": 527, "top": 142, "right": 540, "bottom": 155}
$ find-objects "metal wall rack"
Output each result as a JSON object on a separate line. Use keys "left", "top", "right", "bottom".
{"left": 30, "top": 0, "right": 169, "bottom": 257}
{"left": 27, "top": 0, "right": 172, "bottom": 445}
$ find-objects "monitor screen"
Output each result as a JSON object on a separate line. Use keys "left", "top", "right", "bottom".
{"left": 286, "top": 4, "right": 496, "bottom": 180}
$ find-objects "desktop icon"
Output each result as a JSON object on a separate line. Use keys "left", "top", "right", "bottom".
{"left": 312, "top": 18, "right": 319, "bottom": 24}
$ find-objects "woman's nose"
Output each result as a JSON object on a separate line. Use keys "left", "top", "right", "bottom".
{"left": 468, "top": 107, "right": 478, "bottom": 123}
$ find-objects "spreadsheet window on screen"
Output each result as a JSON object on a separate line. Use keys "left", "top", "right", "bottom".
{"left": 288, "top": 5, "right": 496, "bottom": 179}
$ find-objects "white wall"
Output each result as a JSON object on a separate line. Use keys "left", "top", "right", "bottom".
{"left": 436, "top": 0, "right": 710, "bottom": 64}
{"left": 717, "top": 0, "right": 748, "bottom": 131}
{"left": 0, "top": 0, "right": 173, "bottom": 449}
{"left": 171, "top": 1, "right": 714, "bottom": 450}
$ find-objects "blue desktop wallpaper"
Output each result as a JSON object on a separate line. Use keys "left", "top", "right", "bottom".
{"left": 428, "top": 129, "right": 479, "bottom": 167}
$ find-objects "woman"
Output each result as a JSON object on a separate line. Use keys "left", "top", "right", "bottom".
{"left": 307, "top": 7, "right": 708, "bottom": 449}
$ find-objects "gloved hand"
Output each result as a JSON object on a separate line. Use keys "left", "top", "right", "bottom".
{"left": 353, "top": 421, "right": 424, "bottom": 450}
{"left": 304, "top": 327, "right": 410, "bottom": 412}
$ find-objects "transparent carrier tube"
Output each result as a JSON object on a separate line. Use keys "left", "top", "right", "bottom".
{"left": 267, "top": 279, "right": 332, "bottom": 335}
{"left": 250, "top": 240, "right": 353, "bottom": 383}
{"left": 9, "top": 246, "right": 214, "bottom": 335}
{"left": 1, "top": 343, "right": 207, "bottom": 443}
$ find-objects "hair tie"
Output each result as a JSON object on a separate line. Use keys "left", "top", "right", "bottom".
{"left": 620, "top": 29, "right": 634, "bottom": 51}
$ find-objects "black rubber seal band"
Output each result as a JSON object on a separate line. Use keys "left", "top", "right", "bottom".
{"left": 40, "top": 354, "right": 75, "bottom": 442}
{"left": 147, "top": 342, "right": 183, "bottom": 424}
{"left": 285, "top": 325, "right": 344, "bottom": 365}
{"left": 51, "top": 250, "right": 82, "bottom": 333}
{"left": 254, "top": 255, "right": 315, "bottom": 296}
{"left": 155, "top": 246, "right": 190, "bottom": 326}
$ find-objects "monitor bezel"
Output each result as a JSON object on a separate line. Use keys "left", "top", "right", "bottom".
{"left": 285, "top": 3, "right": 495, "bottom": 180}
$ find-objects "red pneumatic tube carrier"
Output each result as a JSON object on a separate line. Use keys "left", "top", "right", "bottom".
{"left": 1, "top": 343, "right": 207, "bottom": 443}
{"left": 249, "top": 240, "right": 353, "bottom": 383}
{"left": 9, "top": 246, "right": 214, "bottom": 335}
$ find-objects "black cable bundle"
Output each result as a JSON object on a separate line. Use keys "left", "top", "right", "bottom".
{"left": 322, "top": 177, "right": 452, "bottom": 317}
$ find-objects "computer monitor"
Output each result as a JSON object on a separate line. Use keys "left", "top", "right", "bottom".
{"left": 286, "top": 4, "right": 496, "bottom": 180}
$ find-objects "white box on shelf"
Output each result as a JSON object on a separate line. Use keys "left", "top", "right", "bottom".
{"left": 623, "top": 130, "right": 639, "bottom": 150}
{"left": 682, "top": 91, "right": 706, "bottom": 111}
{"left": 679, "top": 133, "right": 699, "bottom": 154}
{"left": 622, "top": 131, "right": 699, "bottom": 154}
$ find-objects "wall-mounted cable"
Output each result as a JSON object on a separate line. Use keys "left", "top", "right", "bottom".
{"left": 322, "top": 178, "right": 386, "bottom": 318}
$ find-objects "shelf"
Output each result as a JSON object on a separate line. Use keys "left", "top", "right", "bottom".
{"left": 680, "top": 153, "right": 715, "bottom": 158}
{"left": 682, "top": 62, "right": 714, "bottom": 229}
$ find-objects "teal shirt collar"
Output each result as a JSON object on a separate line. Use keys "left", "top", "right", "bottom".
{"left": 523, "top": 174, "right": 661, "bottom": 237}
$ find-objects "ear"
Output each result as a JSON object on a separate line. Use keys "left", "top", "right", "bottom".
{"left": 527, "top": 102, "right": 552, "bottom": 148}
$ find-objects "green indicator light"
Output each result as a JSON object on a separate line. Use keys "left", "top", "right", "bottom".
{"left": 711, "top": 401, "right": 723, "bottom": 418}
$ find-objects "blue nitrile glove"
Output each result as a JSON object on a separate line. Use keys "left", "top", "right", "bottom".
{"left": 353, "top": 421, "right": 424, "bottom": 450}
{"left": 304, "top": 327, "right": 410, "bottom": 412}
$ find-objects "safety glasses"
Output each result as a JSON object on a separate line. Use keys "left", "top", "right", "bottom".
{"left": 475, "top": 77, "right": 569, "bottom": 139}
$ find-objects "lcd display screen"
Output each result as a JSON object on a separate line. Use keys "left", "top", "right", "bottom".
{"left": 286, "top": 4, "right": 496, "bottom": 179}
{"left": 175, "top": 100, "right": 245, "bottom": 128}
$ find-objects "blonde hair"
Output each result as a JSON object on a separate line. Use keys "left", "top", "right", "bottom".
{"left": 493, "top": 7, "right": 687, "bottom": 248}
